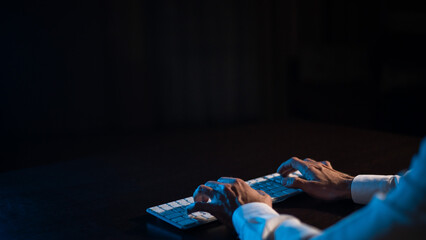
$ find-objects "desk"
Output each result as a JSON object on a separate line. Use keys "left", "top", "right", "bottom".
{"left": 0, "top": 121, "right": 421, "bottom": 239}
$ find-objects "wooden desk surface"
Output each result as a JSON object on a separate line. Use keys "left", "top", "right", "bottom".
{"left": 0, "top": 121, "right": 421, "bottom": 239}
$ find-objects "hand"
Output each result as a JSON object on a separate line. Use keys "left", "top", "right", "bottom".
{"left": 187, "top": 177, "right": 272, "bottom": 227}
{"left": 277, "top": 157, "right": 354, "bottom": 201}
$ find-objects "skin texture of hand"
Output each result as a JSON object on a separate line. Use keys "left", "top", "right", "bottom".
{"left": 277, "top": 157, "right": 354, "bottom": 201}
{"left": 187, "top": 177, "right": 272, "bottom": 227}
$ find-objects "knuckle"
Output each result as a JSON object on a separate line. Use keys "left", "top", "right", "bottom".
{"left": 291, "top": 157, "right": 301, "bottom": 164}
{"left": 235, "top": 178, "right": 244, "bottom": 184}
{"left": 194, "top": 186, "right": 202, "bottom": 194}
{"left": 307, "top": 165, "right": 316, "bottom": 171}
{"left": 224, "top": 184, "right": 233, "bottom": 192}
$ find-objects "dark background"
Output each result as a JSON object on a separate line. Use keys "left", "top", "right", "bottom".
{"left": 1, "top": 0, "right": 426, "bottom": 173}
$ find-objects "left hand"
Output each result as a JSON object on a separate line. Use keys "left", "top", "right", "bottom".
{"left": 187, "top": 177, "right": 272, "bottom": 227}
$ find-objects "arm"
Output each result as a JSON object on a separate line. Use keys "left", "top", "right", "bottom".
{"left": 232, "top": 173, "right": 425, "bottom": 240}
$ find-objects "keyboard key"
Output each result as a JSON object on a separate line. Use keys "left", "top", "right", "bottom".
{"left": 189, "top": 211, "right": 214, "bottom": 222}
{"left": 149, "top": 206, "right": 165, "bottom": 213}
{"left": 185, "top": 197, "right": 194, "bottom": 203}
{"left": 168, "top": 202, "right": 180, "bottom": 208}
{"left": 264, "top": 190, "right": 275, "bottom": 195}
{"left": 271, "top": 177, "right": 283, "bottom": 184}
{"left": 272, "top": 186, "right": 289, "bottom": 192}
{"left": 202, "top": 212, "right": 214, "bottom": 219}
{"left": 159, "top": 204, "right": 172, "bottom": 211}
{"left": 175, "top": 206, "right": 186, "bottom": 212}
{"left": 264, "top": 174, "right": 275, "bottom": 179}
{"left": 160, "top": 210, "right": 177, "bottom": 216}
{"left": 271, "top": 192, "right": 283, "bottom": 198}
{"left": 165, "top": 212, "right": 182, "bottom": 219}
{"left": 171, "top": 216, "right": 186, "bottom": 222}
{"left": 177, "top": 199, "right": 190, "bottom": 206}
{"left": 200, "top": 212, "right": 214, "bottom": 220}
{"left": 190, "top": 211, "right": 202, "bottom": 217}
{"left": 254, "top": 177, "right": 266, "bottom": 182}
{"left": 246, "top": 180, "right": 256, "bottom": 185}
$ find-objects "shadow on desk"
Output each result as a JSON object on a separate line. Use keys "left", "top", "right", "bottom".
{"left": 274, "top": 193, "right": 364, "bottom": 229}
{"left": 127, "top": 214, "right": 236, "bottom": 240}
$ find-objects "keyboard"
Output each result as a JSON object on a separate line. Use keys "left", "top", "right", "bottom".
{"left": 146, "top": 171, "right": 303, "bottom": 229}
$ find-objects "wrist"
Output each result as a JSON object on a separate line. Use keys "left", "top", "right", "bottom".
{"left": 343, "top": 177, "right": 354, "bottom": 200}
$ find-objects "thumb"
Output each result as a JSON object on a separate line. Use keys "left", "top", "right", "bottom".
{"left": 186, "top": 202, "right": 216, "bottom": 215}
{"left": 282, "top": 177, "right": 315, "bottom": 191}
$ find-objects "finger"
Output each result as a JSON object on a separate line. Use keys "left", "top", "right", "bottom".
{"left": 304, "top": 158, "right": 316, "bottom": 163}
{"left": 277, "top": 157, "right": 299, "bottom": 175}
{"left": 186, "top": 202, "right": 216, "bottom": 214}
{"left": 194, "top": 194, "right": 210, "bottom": 203}
{"left": 282, "top": 177, "right": 322, "bottom": 197}
{"left": 205, "top": 181, "right": 228, "bottom": 192}
{"left": 193, "top": 185, "right": 214, "bottom": 202}
{"left": 277, "top": 157, "right": 309, "bottom": 176}
{"left": 282, "top": 176, "right": 314, "bottom": 190}
{"left": 321, "top": 160, "right": 332, "bottom": 169}
{"left": 217, "top": 177, "right": 237, "bottom": 184}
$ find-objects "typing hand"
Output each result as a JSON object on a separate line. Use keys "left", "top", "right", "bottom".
{"left": 277, "top": 157, "right": 354, "bottom": 201}
{"left": 187, "top": 177, "right": 272, "bottom": 227}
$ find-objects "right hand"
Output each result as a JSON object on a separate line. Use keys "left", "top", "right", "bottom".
{"left": 277, "top": 157, "right": 354, "bottom": 201}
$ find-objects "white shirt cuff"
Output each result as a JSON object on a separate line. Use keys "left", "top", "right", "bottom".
{"left": 351, "top": 175, "right": 400, "bottom": 204}
{"left": 232, "top": 202, "right": 320, "bottom": 240}
{"left": 232, "top": 202, "right": 279, "bottom": 240}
